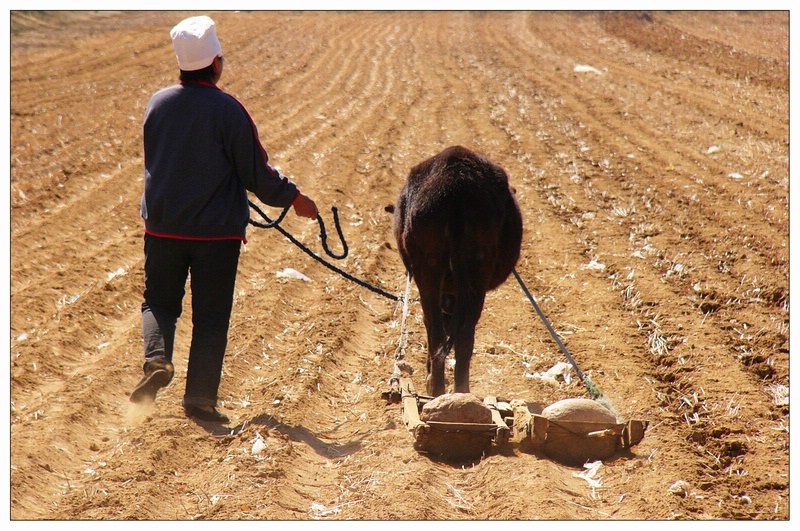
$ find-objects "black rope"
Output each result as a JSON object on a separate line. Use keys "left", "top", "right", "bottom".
{"left": 512, "top": 268, "right": 602, "bottom": 400}
{"left": 316, "top": 206, "right": 348, "bottom": 260}
{"left": 248, "top": 202, "right": 290, "bottom": 229}
{"left": 248, "top": 201, "right": 400, "bottom": 302}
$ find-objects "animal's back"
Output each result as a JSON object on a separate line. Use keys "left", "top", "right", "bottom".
{"left": 394, "top": 145, "right": 522, "bottom": 291}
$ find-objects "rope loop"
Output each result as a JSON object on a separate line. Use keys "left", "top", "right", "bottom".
{"left": 316, "top": 207, "right": 348, "bottom": 259}
{"left": 248, "top": 201, "right": 290, "bottom": 229}
{"left": 247, "top": 200, "right": 400, "bottom": 302}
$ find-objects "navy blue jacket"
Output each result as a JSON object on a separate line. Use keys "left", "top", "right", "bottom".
{"left": 141, "top": 81, "right": 298, "bottom": 241}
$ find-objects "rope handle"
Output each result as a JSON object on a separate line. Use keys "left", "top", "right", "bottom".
{"left": 248, "top": 200, "right": 400, "bottom": 301}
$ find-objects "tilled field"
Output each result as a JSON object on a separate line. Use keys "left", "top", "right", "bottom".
{"left": 9, "top": 11, "right": 788, "bottom": 520}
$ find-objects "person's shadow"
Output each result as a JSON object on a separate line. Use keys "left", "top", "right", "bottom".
{"left": 192, "top": 412, "right": 371, "bottom": 458}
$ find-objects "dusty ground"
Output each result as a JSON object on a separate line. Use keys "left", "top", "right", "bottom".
{"left": 8, "top": 11, "right": 789, "bottom": 521}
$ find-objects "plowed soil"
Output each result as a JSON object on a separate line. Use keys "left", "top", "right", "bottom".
{"left": 9, "top": 11, "right": 789, "bottom": 521}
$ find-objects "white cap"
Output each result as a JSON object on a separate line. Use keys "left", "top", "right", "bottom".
{"left": 170, "top": 16, "right": 222, "bottom": 71}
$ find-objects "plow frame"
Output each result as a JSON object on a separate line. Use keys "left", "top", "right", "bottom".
{"left": 383, "top": 377, "right": 512, "bottom": 448}
{"left": 382, "top": 377, "right": 648, "bottom": 462}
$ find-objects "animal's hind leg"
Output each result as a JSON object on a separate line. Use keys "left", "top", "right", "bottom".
{"left": 423, "top": 312, "right": 448, "bottom": 397}
{"left": 453, "top": 325, "right": 476, "bottom": 394}
{"left": 416, "top": 277, "right": 448, "bottom": 397}
{"left": 426, "top": 345, "right": 447, "bottom": 397}
{"left": 452, "top": 290, "right": 485, "bottom": 394}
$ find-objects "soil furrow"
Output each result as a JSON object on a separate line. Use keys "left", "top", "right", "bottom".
{"left": 9, "top": 11, "right": 788, "bottom": 521}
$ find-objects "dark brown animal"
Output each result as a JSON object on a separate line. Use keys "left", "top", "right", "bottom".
{"left": 393, "top": 146, "right": 523, "bottom": 396}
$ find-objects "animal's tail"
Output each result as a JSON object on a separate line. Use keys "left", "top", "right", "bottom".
{"left": 441, "top": 206, "right": 485, "bottom": 352}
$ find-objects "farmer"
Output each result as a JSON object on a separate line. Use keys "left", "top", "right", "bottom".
{"left": 130, "top": 15, "right": 319, "bottom": 423}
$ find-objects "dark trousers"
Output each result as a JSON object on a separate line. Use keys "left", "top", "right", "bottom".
{"left": 141, "top": 234, "right": 241, "bottom": 407}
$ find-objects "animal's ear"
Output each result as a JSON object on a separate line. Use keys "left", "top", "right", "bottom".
{"left": 510, "top": 186, "right": 518, "bottom": 195}
{"left": 385, "top": 204, "right": 396, "bottom": 214}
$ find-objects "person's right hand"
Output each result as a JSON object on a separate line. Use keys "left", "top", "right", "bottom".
{"left": 292, "top": 192, "right": 319, "bottom": 219}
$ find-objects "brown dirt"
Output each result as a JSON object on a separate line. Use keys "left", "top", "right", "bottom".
{"left": 9, "top": 11, "right": 789, "bottom": 521}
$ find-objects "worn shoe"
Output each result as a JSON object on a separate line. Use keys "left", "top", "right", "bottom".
{"left": 129, "top": 360, "right": 174, "bottom": 404}
{"left": 184, "top": 404, "right": 230, "bottom": 423}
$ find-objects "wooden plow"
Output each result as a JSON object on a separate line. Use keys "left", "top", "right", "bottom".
{"left": 382, "top": 376, "right": 648, "bottom": 463}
